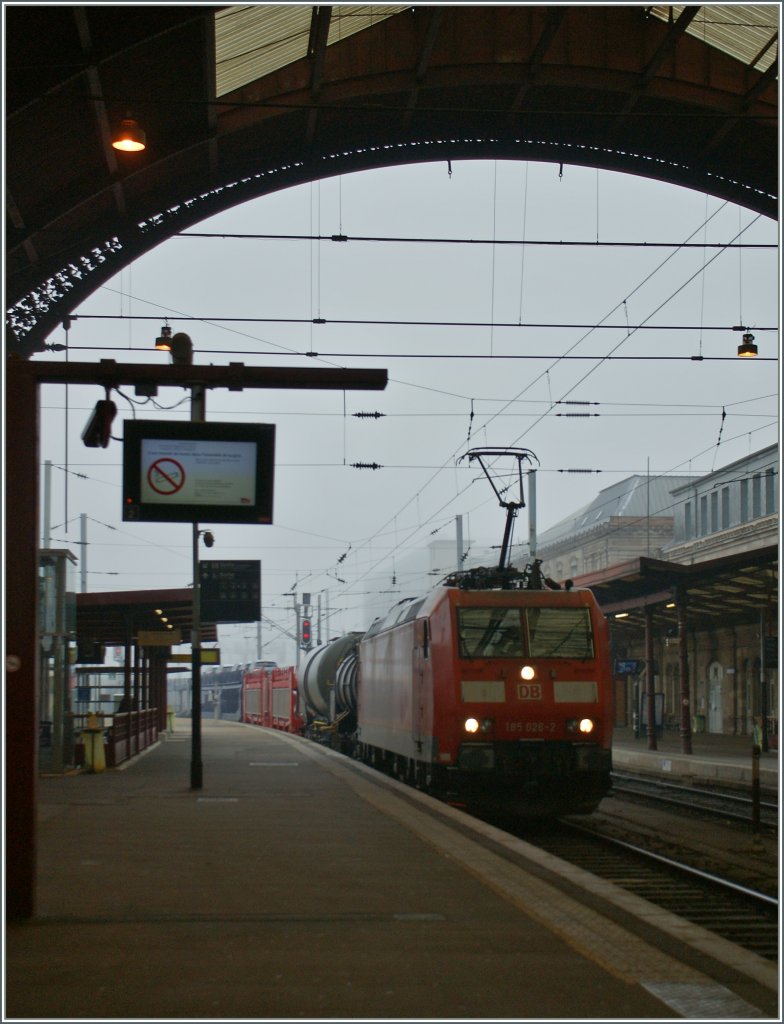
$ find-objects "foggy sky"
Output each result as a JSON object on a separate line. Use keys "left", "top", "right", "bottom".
{"left": 33, "top": 159, "right": 779, "bottom": 664}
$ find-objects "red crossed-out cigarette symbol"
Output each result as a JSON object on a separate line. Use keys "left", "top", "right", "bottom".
{"left": 147, "top": 458, "right": 185, "bottom": 495}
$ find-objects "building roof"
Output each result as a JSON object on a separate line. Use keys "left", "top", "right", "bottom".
{"left": 215, "top": 5, "right": 408, "bottom": 96}
{"left": 214, "top": 5, "right": 780, "bottom": 96}
{"left": 649, "top": 4, "right": 779, "bottom": 73}
{"left": 668, "top": 442, "right": 779, "bottom": 494}
{"left": 536, "top": 475, "right": 700, "bottom": 551}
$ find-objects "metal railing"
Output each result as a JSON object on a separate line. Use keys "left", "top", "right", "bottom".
{"left": 71, "top": 709, "right": 159, "bottom": 768}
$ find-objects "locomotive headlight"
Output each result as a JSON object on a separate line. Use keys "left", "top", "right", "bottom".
{"left": 520, "top": 665, "right": 536, "bottom": 681}
{"left": 566, "top": 717, "right": 595, "bottom": 734}
{"left": 464, "top": 718, "right": 480, "bottom": 734}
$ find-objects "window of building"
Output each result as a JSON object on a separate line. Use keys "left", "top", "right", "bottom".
{"left": 740, "top": 478, "right": 749, "bottom": 523}
{"left": 699, "top": 494, "right": 708, "bottom": 536}
{"left": 721, "top": 486, "right": 730, "bottom": 529}
{"left": 752, "top": 473, "right": 762, "bottom": 518}
{"left": 765, "top": 469, "right": 776, "bottom": 514}
{"left": 710, "top": 490, "right": 718, "bottom": 533}
{"left": 684, "top": 501, "right": 692, "bottom": 538}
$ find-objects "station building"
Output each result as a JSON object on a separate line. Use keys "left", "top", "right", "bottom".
{"left": 530, "top": 445, "right": 778, "bottom": 744}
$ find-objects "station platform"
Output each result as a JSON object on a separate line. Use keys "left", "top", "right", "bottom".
{"left": 612, "top": 725, "right": 779, "bottom": 791}
{"left": 5, "top": 720, "right": 779, "bottom": 1021}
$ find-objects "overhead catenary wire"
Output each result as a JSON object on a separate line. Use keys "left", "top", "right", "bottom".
{"left": 53, "top": 345, "right": 778, "bottom": 361}
{"left": 174, "top": 231, "right": 774, "bottom": 250}
{"left": 469, "top": 208, "right": 768, "bottom": 456}
{"left": 66, "top": 315, "right": 778, "bottom": 331}
{"left": 50, "top": 179, "right": 777, "bottom": 615}
{"left": 321, "top": 206, "right": 774, "bottom": 595}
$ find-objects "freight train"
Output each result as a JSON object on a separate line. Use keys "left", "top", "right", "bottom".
{"left": 195, "top": 661, "right": 278, "bottom": 720}
{"left": 240, "top": 561, "right": 614, "bottom": 818}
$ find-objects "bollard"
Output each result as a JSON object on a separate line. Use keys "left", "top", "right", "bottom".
{"left": 81, "top": 712, "right": 106, "bottom": 773}
{"left": 167, "top": 706, "right": 175, "bottom": 735}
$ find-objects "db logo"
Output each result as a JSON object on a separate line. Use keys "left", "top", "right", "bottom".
{"left": 517, "top": 683, "right": 542, "bottom": 700}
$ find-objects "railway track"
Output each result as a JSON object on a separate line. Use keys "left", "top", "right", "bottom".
{"left": 523, "top": 819, "right": 779, "bottom": 962}
{"left": 610, "top": 770, "right": 779, "bottom": 832}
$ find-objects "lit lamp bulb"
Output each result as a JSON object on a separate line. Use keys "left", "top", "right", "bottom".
{"left": 155, "top": 325, "right": 173, "bottom": 351}
{"left": 112, "top": 118, "right": 146, "bottom": 153}
{"left": 737, "top": 332, "right": 758, "bottom": 358}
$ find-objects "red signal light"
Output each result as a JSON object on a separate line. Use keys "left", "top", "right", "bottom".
{"left": 301, "top": 618, "right": 311, "bottom": 644}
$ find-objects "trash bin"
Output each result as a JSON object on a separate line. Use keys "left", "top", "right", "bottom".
{"left": 167, "top": 706, "right": 175, "bottom": 734}
{"left": 692, "top": 714, "right": 706, "bottom": 734}
{"left": 81, "top": 713, "right": 106, "bottom": 773}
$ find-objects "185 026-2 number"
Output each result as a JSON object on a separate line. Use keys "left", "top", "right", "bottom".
{"left": 504, "top": 721, "right": 556, "bottom": 734}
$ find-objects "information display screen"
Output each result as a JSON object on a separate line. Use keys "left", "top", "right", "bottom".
{"left": 123, "top": 420, "right": 275, "bottom": 524}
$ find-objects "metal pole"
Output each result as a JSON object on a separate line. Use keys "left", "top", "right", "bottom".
{"left": 646, "top": 457, "right": 651, "bottom": 556}
{"left": 317, "top": 592, "right": 322, "bottom": 646}
{"left": 191, "top": 521, "right": 202, "bottom": 788}
{"left": 751, "top": 718, "right": 761, "bottom": 835}
{"left": 190, "top": 383, "right": 205, "bottom": 790}
{"left": 51, "top": 558, "right": 65, "bottom": 774}
{"left": 645, "top": 607, "right": 657, "bottom": 751}
{"left": 677, "top": 590, "right": 693, "bottom": 755}
{"left": 80, "top": 513, "right": 87, "bottom": 593}
{"left": 759, "top": 609, "right": 769, "bottom": 753}
{"left": 528, "top": 469, "right": 537, "bottom": 562}
{"left": 43, "top": 460, "right": 52, "bottom": 548}
{"left": 294, "top": 595, "right": 301, "bottom": 668}
{"left": 455, "top": 514, "right": 463, "bottom": 572}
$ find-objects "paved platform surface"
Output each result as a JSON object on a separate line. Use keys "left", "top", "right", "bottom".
{"left": 612, "top": 725, "right": 778, "bottom": 790}
{"left": 5, "top": 720, "right": 779, "bottom": 1021}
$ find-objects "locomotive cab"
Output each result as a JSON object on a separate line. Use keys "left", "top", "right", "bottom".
{"left": 441, "top": 587, "right": 614, "bottom": 816}
{"left": 355, "top": 575, "right": 614, "bottom": 817}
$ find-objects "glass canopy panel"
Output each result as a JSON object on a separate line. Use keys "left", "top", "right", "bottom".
{"left": 216, "top": 5, "right": 409, "bottom": 97}
{"left": 649, "top": 4, "right": 779, "bottom": 73}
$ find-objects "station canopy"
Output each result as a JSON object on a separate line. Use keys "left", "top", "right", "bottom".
{"left": 76, "top": 588, "right": 218, "bottom": 650}
{"left": 580, "top": 545, "right": 778, "bottom": 635}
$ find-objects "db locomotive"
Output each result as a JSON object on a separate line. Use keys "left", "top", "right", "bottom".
{"left": 243, "top": 561, "right": 614, "bottom": 818}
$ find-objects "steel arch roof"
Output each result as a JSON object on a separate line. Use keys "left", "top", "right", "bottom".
{"left": 4, "top": 4, "right": 779, "bottom": 357}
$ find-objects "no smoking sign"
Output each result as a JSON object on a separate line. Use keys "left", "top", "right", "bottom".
{"left": 147, "top": 457, "right": 185, "bottom": 495}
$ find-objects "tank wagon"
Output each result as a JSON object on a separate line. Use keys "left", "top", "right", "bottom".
{"left": 243, "top": 563, "right": 614, "bottom": 818}
{"left": 297, "top": 631, "right": 363, "bottom": 746}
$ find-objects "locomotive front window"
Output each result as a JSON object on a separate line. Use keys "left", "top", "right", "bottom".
{"left": 457, "top": 608, "right": 524, "bottom": 658}
{"left": 525, "top": 607, "right": 594, "bottom": 659}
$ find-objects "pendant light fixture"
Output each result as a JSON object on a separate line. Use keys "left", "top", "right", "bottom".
{"left": 112, "top": 117, "right": 146, "bottom": 153}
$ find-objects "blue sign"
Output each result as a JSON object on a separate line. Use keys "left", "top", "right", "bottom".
{"left": 615, "top": 659, "right": 643, "bottom": 675}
